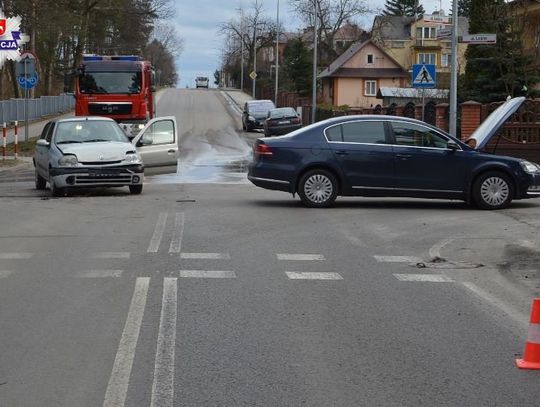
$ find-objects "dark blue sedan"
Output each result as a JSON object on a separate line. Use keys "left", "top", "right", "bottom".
{"left": 248, "top": 97, "right": 540, "bottom": 209}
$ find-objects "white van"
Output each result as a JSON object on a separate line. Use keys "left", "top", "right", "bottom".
{"left": 196, "top": 76, "right": 209, "bottom": 88}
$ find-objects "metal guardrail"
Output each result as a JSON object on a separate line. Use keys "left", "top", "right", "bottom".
{"left": 0, "top": 94, "right": 75, "bottom": 124}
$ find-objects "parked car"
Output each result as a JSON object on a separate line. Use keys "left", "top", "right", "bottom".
{"left": 242, "top": 100, "right": 276, "bottom": 131}
{"left": 33, "top": 116, "right": 179, "bottom": 197}
{"left": 248, "top": 96, "right": 540, "bottom": 209}
{"left": 263, "top": 107, "right": 302, "bottom": 137}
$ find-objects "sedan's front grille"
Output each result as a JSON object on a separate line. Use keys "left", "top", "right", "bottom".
{"left": 75, "top": 173, "right": 133, "bottom": 184}
{"left": 79, "top": 160, "right": 123, "bottom": 165}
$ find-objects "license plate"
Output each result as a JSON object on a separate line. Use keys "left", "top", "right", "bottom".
{"left": 278, "top": 120, "right": 290, "bottom": 125}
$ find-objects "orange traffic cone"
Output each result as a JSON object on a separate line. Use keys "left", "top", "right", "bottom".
{"left": 516, "top": 298, "right": 540, "bottom": 370}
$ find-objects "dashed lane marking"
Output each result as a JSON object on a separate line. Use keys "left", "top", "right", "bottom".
{"left": 180, "top": 253, "right": 231, "bottom": 260}
{"left": 92, "top": 252, "right": 131, "bottom": 259}
{"left": 277, "top": 254, "right": 326, "bottom": 261}
{"left": 374, "top": 255, "right": 422, "bottom": 263}
{"left": 393, "top": 274, "right": 454, "bottom": 282}
{"left": 78, "top": 270, "right": 123, "bottom": 278}
{"left": 150, "top": 278, "right": 177, "bottom": 407}
{"left": 179, "top": 270, "right": 236, "bottom": 279}
{"left": 0, "top": 253, "right": 33, "bottom": 259}
{"left": 147, "top": 213, "right": 168, "bottom": 253}
{"left": 285, "top": 272, "right": 343, "bottom": 280}
{"left": 103, "top": 277, "right": 149, "bottom": 407}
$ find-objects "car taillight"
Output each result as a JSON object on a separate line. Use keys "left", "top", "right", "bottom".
{"left": 291, "top": 117, "right": 301, "bottom": 124}
{"left": 254, "top": 143, "right": 273, "bottom": 156}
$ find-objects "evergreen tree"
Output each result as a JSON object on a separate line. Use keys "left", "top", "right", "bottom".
{"left": 382, "top": 0, "right": 424, "bottom": 18}
{"left": 282, "top": 38, "right": 312, "bottom": 96}
{"left": 460, "top": 0, "right": 540, "bottom": 102}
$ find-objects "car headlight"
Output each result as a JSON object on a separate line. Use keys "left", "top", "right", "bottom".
{"left": 520, "top": 160, "right": 540, "bottom": 174}
{"left": 58, "top": 154, "right": 78, "bottom": 167}
{"left": 124, "top": 153, "right": 142, "bottom": 164}
{"left": 248, "top": 115, "right": 255, "bottom": 121}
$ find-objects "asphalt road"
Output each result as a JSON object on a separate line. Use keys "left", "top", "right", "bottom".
{"left": 1, "top": 89, "right": 540, "bottom": 406}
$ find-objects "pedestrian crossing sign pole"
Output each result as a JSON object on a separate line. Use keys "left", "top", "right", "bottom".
{"left": 412, "top": 64, "right": 436, "bottom": 121}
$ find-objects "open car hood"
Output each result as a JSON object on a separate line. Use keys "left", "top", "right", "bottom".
{"left": 465, "top": 96, "right": 525, "bottom": 150}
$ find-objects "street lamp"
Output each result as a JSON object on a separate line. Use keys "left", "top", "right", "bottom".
{"left": 274, "top": 0, "right": 280, "bottom": 106}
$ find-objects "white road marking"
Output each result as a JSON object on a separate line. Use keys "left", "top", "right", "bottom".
{"left": 148, "top": 213, "right": 168, "bottom": 253}
{"left": 79, "top": 270, "right": 123, "bottom": 278}
{"left": 0, "top": 270, "right": 13, "bottom": 278}
{"left": 277, "top": 254, "right": 326, "bottom": 261}
{"left": 374, "top": 255, "right": 422, "bottom": 263}
{"left": 462, "top": 282, "right": 529, "bottom": 327}
{"left": 180, "top": 253, "right": 230, "bottom": 260}
{"left": 285, "top": 272, "right": 343, "bottom": 280}
{"left": 169, "top": 213, "right": 185, "bottom": 253}
{"left": 103, "top": 277, "right": 149, "bottom": 407}
{"left": 150, "top": 278, "right": 177, "bottom": 407}
{"left": 179, "top": 270, "right": 236, "bottom": 279}
{"left": 393, "top": 274, "right": 454, "bottom": 282}
{"left": 0, "top": 253, "right": 33, "bottom": 259}
{"left": 92, "top": 252, "right": 131, "bottom": 259}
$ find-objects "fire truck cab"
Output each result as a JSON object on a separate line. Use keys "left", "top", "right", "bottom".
{"left": 75, "top": 55, "right": 156, "bottom": 136}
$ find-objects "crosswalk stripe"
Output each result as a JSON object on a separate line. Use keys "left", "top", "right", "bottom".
{"left": 103, "top": 277, "right": 149, "bottom": 407}
{"left": 179, "top": 270, "right": 236, "bottom": 279}
{"left": 393, "top": 274, "right": 453, "bottom": 282}
{"left": 79, "top": 270, "right": 123, "bottom": 278}
{"left": 150, "top": 278, "right": 177, "bottom": 407}
{"left": 285, "top": 272, "right": 343, "bottom": 280}
{"left": 0, "top": 253, "right": 33, "bottom": 259}
{"left": 277, "top": 254, "right": 325, "bottom": 261}
{"left": 169, "top": 213, "right": 185, "bottom": 253}
{"left": 180, "top": 253, "right": 230, "bottom": 260}
{"left": 148, "top": 213, "right": 168, "bottom": 253}
{"left": 0, "top": 270, "right": 13, "bottom": 278}
{"left": 374, "top": 255, "right": 422, "bottom": 263}
{"left": 92, "top": 252, "right": 131, "bottom": 259}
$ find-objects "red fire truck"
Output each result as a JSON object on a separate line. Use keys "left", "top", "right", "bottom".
{"left": 75, "top": 55, "right": 156, "bottom": 135}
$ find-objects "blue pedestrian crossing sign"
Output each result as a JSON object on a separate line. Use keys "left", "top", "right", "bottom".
{"left": 412, "top": 64, "right": 436, "bottom": 88}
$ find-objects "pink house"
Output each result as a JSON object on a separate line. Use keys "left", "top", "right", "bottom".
{"left": 319, "top": 39, "right": 408, "bottom": 108}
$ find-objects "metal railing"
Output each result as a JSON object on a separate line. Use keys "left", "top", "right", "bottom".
{"left": 0, "top": 94, "right": 74, "bottom": 124}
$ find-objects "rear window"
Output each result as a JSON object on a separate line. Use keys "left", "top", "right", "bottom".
{"left": 269, "top": 108, "right": 297, "bottom": 118}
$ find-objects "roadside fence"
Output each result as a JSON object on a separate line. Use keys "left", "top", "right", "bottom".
{"left": 0, "top": 94, "right": 74, "bottom": 124}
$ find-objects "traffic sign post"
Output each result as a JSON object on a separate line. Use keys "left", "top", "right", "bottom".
{"left": 412, "top": 64, "right": 436, "bottom": 122}
{"left": 16, "top": 52, "right": 39, "bottom": 143}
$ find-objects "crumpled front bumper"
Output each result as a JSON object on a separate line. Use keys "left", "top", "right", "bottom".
{"left": 50, "top": 164, "right": 144, "bottom": 188}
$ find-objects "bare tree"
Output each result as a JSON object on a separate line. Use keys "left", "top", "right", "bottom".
{"left": 289, "top": 0, "right": 371, "bottom": 65}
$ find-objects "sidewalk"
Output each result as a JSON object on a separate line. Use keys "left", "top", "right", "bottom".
{"left": 221, "top": 88, "right": 252, "bottom": 113}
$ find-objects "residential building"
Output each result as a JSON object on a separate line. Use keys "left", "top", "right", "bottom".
{"left": 318, "top": 40, "right": 409, "bottom": 107}
{"left": 371, "top": 11, "right": 469, "bottom": 89}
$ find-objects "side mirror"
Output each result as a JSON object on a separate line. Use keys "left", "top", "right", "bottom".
{"left": 447, "top": 141, "right": 459, "bottom": 151}
{"left": 36, "top": 139, "right": 50, "bottom": 147}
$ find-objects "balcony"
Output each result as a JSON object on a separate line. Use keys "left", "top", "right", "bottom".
{"left": 414, "top": 38, "right": 442, "bottom": 49}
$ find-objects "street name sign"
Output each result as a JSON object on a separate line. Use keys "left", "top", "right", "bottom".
{"left": 460, "top": 34, "right": 497, "bottom": 44}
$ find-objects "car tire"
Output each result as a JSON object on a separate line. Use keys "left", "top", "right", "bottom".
{"left": 50, "top": 180, "right": 66, "bottom": 197}
{"left": 298, "top": 169, "right": 338, "bottom": 208}
{"left": 264, "top": 129, "right": 271, "bottom": 137}
{"left": 129, "top": 184, "right": 143, "bottom": 194}
{"left": 472, "top": 171, "right": 514, "bottom": 210}
{"left": 35, "top": 168, "right": 47, "bottom": 190}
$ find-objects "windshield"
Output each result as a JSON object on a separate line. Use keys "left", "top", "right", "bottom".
{"left": 54, "top": 121, "right": 129, "bottom": 144}
{"left": 79, "top": 71, "right": 142, "bottom": 94}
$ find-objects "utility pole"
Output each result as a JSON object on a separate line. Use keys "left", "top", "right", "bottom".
{"left": 311, "top": 0, "right": 318, "bottom": 123}
{"left": 252, "top": 22, "right": 257, "bottom": 99}
{"left": 274, "top": 0, "right": 280, "bottom": 106}
{"left": 240, "top": 7, "right": 244, "bottom": 92}
{"left": 449, "top": 0, "right": 458, "bottom": 137}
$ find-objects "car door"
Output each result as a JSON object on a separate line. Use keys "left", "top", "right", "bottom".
{"left": 34, "top": 121, "right": 55, "bottom": 177}
{"left": 389, "top": 121, "right": 467, "bottom": 194}
{"left": 326, "top": 120, "right": 395, "bottom": 192}
{"left": 132, "top": 116, "right": 179, "bottom": 175}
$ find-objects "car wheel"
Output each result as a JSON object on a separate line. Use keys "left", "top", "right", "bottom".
{"left": 264, "top": 129, "right": 271, "bottom": 137}
{"left": 50, "top": 180, "right": 66, "bottom": 197}
{"left": 298, "top": 169, "right": 338, "bottom": 208}
{"left": 35, "top": 168, "right": 47, "bottom": 190}
{"left": 472, "top": 171, "right": 513, "bottom": 210}
{"left": 129, "top": 184, "right": 143, "bottom": 194}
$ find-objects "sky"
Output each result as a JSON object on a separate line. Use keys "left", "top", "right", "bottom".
{"left": 174, "top": 0, "right": 452, "bottom": 88}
